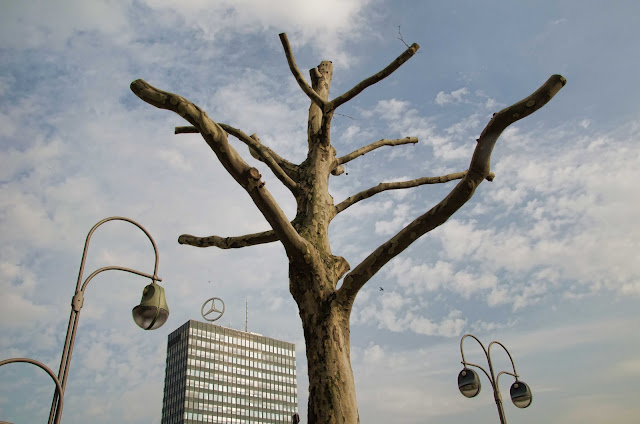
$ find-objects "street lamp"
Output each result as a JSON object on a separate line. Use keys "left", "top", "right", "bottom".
{"left": 457, "top": 334, "right": 532, "bottom": 424}
{"left": 0, "top": 358, "right": 64, "bottom": 424}
{"left": 46, "top": 216, "right": 168, "bottom": 424}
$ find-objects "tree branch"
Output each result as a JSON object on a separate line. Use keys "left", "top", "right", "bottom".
{"left": 130, "top": 79, "right": 307, "bottom": 259}
{"left": 178, "top": 230, "right": 278, "bottom": 249}
{"left": 175, "top": 126, "right": 200, "bottom": 134}
{"left": 218, "top": 124, "right": 299, "bottom": 192}
{"left": 470, "top": 75, "right": 567, "bottom": 177}
{"left": 245, "top": 134, "right": 300, "bottom": 181}
{"left": 337, "top": 74, "right": 566, "bottom": 303}
{"left": 279, "top": 33, "right": 328, "bottom": 111}
{"left": 337, "top": 137, "right": 418, "bottom": 165}
{"left": 334, "top": 171, "right": 467, "bottom": 215}
{"left": 330, "top": 43, "right": 420, "bottom": 109}
{"left": 308, "top": 61, "right": 334, "bottom": 147}
{"left": 176, "top": 125, "right": 299, "bottom": 179}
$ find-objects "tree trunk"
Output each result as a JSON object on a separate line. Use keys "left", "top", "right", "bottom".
{"left": 296, "top": 285, "right": 358, "bottom": 424}
{"left": 290, "top": 58, "right": 360, "bottom": 423}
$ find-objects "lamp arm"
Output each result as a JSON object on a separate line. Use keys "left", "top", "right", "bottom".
{"left": 79, "top": 266, "right": 161, "bottom": 295}
{"left": 460, "top": 334, "right": 494, "bottom": 382}
{"left": 75, "top": 216, "right": 161, "bottom": 294}
{"left": 496, "top": 370, "right": 518, "bottom": 388}
{"left": 461, "top": 360, "right": 493, "bottom": 383}
{"left": 460, "top": 334, "right": 490, "bottom": 363}
{"left": 1, "top": 357, "right": 64, "bottom": 424}
{"left": 488, "top": 341, "right": 519, "bottom": 378}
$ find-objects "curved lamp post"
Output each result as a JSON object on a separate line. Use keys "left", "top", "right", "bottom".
{"left": 0, "top": 358, "right": 64, "bottom": 424}
{"left": 457, "top": 334, "right": 532, "bottom": 424}
{"left": 46, "top": 216, "right": 168, "bottom": 424}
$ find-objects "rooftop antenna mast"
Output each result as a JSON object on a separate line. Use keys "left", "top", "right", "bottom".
{"left": 245, "top": 298, "right": 248, "bottom": 332}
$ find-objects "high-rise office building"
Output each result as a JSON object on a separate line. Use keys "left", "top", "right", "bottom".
{"left": 161, "top": 320, "right": 298, "bottom": 424}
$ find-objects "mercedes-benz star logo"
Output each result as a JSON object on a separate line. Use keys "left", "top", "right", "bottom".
{"left": 201, "top": 297, "right": 225, "bottom": 322}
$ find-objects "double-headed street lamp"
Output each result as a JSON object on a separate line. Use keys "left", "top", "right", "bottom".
{"left": 457, "top": 334, "right": 532, "bottom": 424}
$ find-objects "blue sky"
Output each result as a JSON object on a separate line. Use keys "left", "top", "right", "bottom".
{"left": 1, "top": 1, "right": 639, "bottom": 423}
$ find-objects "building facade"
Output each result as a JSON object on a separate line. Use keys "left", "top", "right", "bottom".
{"left": 161, "top": 320, "right": 298, "bottom": 424}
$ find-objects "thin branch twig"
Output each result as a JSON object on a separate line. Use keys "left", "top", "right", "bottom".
{"left": 279, "top": 33, "right": 328, "bottom": 110}
{"left": 397, "top": 26, "right": 412, "bottom": 49}
{"left": 334, "top": 172, "right": 467, "bottom": 215}
{"left": 330, "top": 42, "right": 420, "bottom": 109}
{"left": 337, "top": 137, "right": 418, "bottom": 165}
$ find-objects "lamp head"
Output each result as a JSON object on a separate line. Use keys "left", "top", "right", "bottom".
{"left": 510, "top": 380, "right": 532, "bottom": 408}
{"left": 458, "top": 368, "right": 481, "bottom": 398}
{"left": 132, "top": 283, "right": 169, "bottom": 330}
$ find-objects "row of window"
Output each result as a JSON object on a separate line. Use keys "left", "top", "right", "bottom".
{"left": 186, "top": 377, "right": 296, "bottom": 402}
{"left": 185, "top": 382, "right": 296, "bottom": 404}
{"left": 188, "top": 350, "right": 295, "bottom": 374}
{"left": 188, "top": 336, "right": 295, "bottom": 365}
{"left": 184, "top": 402, "right": 296, "bottom": 417}
{"left": 184, "top": 408, "right": 295, "bottom": 423}
{"left": 188, "top": 325, "right": 295, "bottom": 357}
{"left": 187, "top": 357, "right": 296, "bottom": 383}
{"left": 186, "top": 368, "right": 296, "bottom": 393}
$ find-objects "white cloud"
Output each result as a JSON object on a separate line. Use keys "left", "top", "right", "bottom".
{"left": 445, "top": 113, "right": 481, "bottom": 135}
{"left": 142, "top": 0, "right": 372, "bottom": 65}
{"left": 407, "top": 309, "right": 466, "bottom": 337}
{"left": 157, "top": 149, "right": 193, "bottom": 172}
{"left": 435, "top": 87, "right": 469, "bottom": 105}
{"left": 485, "top": 97, "right": 498, "bottom": 109}
{"left": 364, "top": 98, "right": 411, "bottom": 120}
{"left": 375, "top": 203, "right": 412, "bottom": 235}
{"left": 0, "top": 0, "right": 133, "bottom": 49}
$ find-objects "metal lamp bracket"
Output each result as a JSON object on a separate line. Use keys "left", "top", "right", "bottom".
{"left": 71, "top": 292, "right": 84, "bottom": 312}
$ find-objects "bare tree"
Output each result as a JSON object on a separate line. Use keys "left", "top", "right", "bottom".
{"left": 131, "top": 32, "right": 565, "bottom": 424}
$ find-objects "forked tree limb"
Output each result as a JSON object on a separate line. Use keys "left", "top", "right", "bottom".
{"left": 130, "top": 79, "right": 307, "bottom": 259}
{"left": 280, "top": 31, "right": 420, "bottom": 112}
{"left": 336, "top": 137, "right": 418, "bottom": 165}
{"left": 218, "top": 124, "right": 299, "bottom": 192}
{"left": 337, "top": 74, "right": 567, "bottom": 303}
{"left": 176, "top": 125, "right": 299, "bottom": 179}
{"left": 334, "top": 171, "right": 467, "bottom": 215}
{"left": 246, "top": 134, "right": 300, "bottom": 181}
{"left": 178, "top": 230, "right": 278, "bottom": 249}
{"left": 279, "top": 33, "right": 328, "bottom": 111}
{"left": 330, "top": 42, "right": 420, "bottom": 109}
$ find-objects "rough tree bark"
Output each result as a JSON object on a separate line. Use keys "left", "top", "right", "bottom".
{"left": 131, "top": 32, "right": 565, "bottom": 424}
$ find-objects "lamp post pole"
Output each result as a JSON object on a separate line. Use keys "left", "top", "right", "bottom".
{"left": 47, "top": 216, "right": 166, "bottom": 424}
{"left": 457, "top": 334, "right": 533, "bottom": 424}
